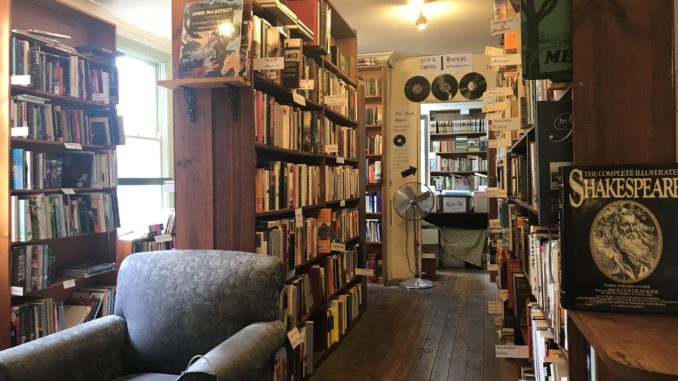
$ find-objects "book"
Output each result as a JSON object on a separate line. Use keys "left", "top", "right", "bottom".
{"left": 521, "top": 0, "right": 572, "bottom": 80}
{"left": 561, "top": 164, "right": 678, "bottom": 313}
{"left": 178, "top": 0, "right": 244, "bottom": 78}
{"left": 62, "top": 305, "right": 91, "bottom": 329}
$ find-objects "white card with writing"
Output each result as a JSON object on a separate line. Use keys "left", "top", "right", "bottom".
{"left": 355, "top": 268, "right": 374, "bottom": 277}
{"left": 64, "top": 142, "right": 83, "bottom": 150}
{"left": 253, "top": 57, "right": 285, "bottom": 71}
{"left": 482, "top": 100, "right": 510, "bottom": 114}
{"left": 486, "top": 188, "right": 499, "bottom": 198}
{"left": 331, "top": 242, "right": 346, "bottom": 252}
{"left": 495, "top": 345, "right": 529, "bottom": 359}
{"left": 295, "top": 208, "right": 304, "bottom": 226}
{"left": 488, "top": 301, "right": 502, "bottom": 314}
{"left": 324, "top": 94, "right": 348, "bottom": 107}
{"left": 299, "top": 79, "right": 315, "bottom": 90}
{"left": 63, "top": 279, "right": 77, "bottom": 289}
{"left": 10, "top": 287, "right": 23, "bottom": 296}
{"left": 499, "top": 289, "right": 509, "bottom": 301}
{"left": 340, "top": 200, "right": 346, "bottom": 207}
{"left": 324, "top": 144, "right": 338, "bottom": 154}
{"left": 154, "top": 234, "right": 173, "bottom": 243}
{"left": 11, "top": 127, "right": 29, "bottom": 137}
{"left": 490, "top": 54, "right": 522, "bottom": 67}
{"left": 287, "top": 328, "right": 302, "bottom": 348}
{"left": 11, "top": 75, "right": 31, "bottom": 86}
{"left": 483, "top": 87, "right": 514, "bottom": 99}
{"left": 61, "top": 188, "right": 76, "bottom": 195}
{"left": 336, "top": 156, "right": 345, "bottom": 164}
{"left": 292, "top": 92, "right": 306, "bottom": 107}
{"left": 490, "top": 17, "right": 519, "bottom": 36}
{"left": 490, "top": 118, "right": 521, "bottom": 132}
{"left": 484, "top": 46, "right": 504, "bottom": 56}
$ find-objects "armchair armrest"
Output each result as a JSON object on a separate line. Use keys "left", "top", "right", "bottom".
{"left": 0, "top": 315, "right": 127, "bottom": 381}
{"left": 178, "top": 321, "right": 286, "bottom": 381}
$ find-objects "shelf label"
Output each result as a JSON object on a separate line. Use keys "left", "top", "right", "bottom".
{"left": 10, "top": 286, "right": 23, "bottom": 296}
{"left": 11, "top": 126, "right": 29, "bottom": 137}
{"left": 287, "top": 327, "right": 302, "bottom": 349}
{"left": 488, "top": 300, "right": 503, "bottom": 314}
{"left": 487, "top": 263, "right": 499, "bottom": 272}
{"left": 11, "top": 75, "right": 31, "bottom": 86}
{"left": 340, "top": 200, "right": 346, "bottom": 207}
{"left": 299, "top": 79, "right": 315, "bottom": 90}
{"left": 292, "top": 92, "right": 306, "bottom": 107}
{"left": 64, "top": 142, "right": 83, "bottom": 150}
{"left": 325, "top": 144, "right": 338, "bottom": 154}
{"left": 355, "top": 268, "right": 374, "bottom": 277}
{"left": 253, "top": 57, "right": 285, "bottom": 71}
{"left": 484, "top": 46, "right": 504, "bottom": 56}
{"left": 331, "top": 242, "right": 346, "bottom": 252}
{"left": 63, "top": 279, "right": 76, "bottom": 289}
{"left": 495, "top": 316, "right": 503, "bottom": 326}
{"left": 490, "top": 17, "right": 519, "bottom": 36}
{"left": 485, "top": 112, "right": 504, "bottom": 121}
{"left": 154, "top": 234, "right": 173, "bottom": 243}
{"left": 490, "top": 54, "right": 522, "bottom": 67}
{"left": 163, "top": 181, "right": 175, "bottom": 193}
{"left": 488, "top": 140, "right": 499, "bottom": 149}
{"left": 295, "top": 208, "right": 303, "bottom": 226}
{"left": 544, "top": 356, "right": 567, "bottom": 364}
{"left": 61, "top": 188, "right": 76, "bottom": 195}
{"left": 499, "top": 289, "right": 509, "bottom": 301}
{"left": 324, "top": 94, "right": 347, "bottom": 107}
{"left": 91, "top": 94, "right": 107, "bottom": 103}
{"left": 490, "top": 118, "right": 521, "bottom": 132}
{"left": 495, "top": 345, "right": 529, "bottom": 359}
{"left": 486, "top": 188, "right": 499, "bottom": 197}
{"left": 336, "top": 156, "right": 345, "bottom": 164}
{"left": 483, "top": 87, "right": 513, "bottom": 99}
{"left": 482, "top": 100, "right": 510, "bottom": 114}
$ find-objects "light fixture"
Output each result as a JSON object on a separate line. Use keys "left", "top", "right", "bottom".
{"left": 416, "top": 8, "right": 427, "bottom": 30}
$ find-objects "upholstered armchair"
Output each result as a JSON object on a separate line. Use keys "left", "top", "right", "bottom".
{"left": 0, "top": 250, "right": 287, "bottom": 381}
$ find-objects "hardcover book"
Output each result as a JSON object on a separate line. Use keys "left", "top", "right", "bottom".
{"left": 178, "top": 0, "right": 243, "bottom": 78}
{"left": 561, "top": 164, "right": 678, "bottom": 313}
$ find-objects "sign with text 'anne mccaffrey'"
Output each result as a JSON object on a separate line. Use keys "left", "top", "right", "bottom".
{"left": 561, "top": 164, "right": 678, "bottom": 314}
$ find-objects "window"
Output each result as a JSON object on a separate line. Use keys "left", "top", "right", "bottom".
{"left": 116, "top": 38, "right": 173, "bottom": 234}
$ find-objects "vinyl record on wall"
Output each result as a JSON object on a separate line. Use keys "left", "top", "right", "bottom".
{"left": 404, "top": 76, "right": 431, "bottom": 102}
{"left": 431, "top": 74, "right": 458, "bottom": 101}
{"left": 459, "top": 72, "right": 487, "bottom": 100}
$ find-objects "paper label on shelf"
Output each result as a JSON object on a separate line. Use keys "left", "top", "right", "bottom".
{"left": 11, "top": 126, "right": 29, "bottom": 137}
{"left": 483, "top": 87, "right": 514, "bottom": 99}
{"left": 490, "top": 54, "right": 522, "bottom": 67}
{"left": 287, "top": 328, "right": 302, "bottom": 349}
{"left": 490, "top": 17, "right": 519, "bottom": 36}
{"left": 295, "top": 208, "right": 303, "bottom": 226}
{"left": 484, "top": 46, "right": 504, "bottom": 56}
{"left": 495, "top": 345, "right": 529, "bottom": 359}
{"left": 490, "top": 118, "right": 521, "bottom": 131}
{"left": 292, "top": 92, "right": 306, "bottom": 107}
{"left": 325, "top": 144, "right": 338, "bottom": 154}
{"left": 460, "top": 108, "right": 470, "bottom": 116}
{"left": 61, "top": 188, "right": 76, "bottom": 195}
{"left": 486, "top": 188, "right": 499, "bottom": 197}
{"left": 499, "top": 137, "right": 513, "bottom": 147}
{"left": 63, "top": 279, "right": 76, "bottom": 289}
{"left": 154, "top": 234, "right": 173, "bottom": 243}
{"left": 495, "top": 316, "right": 503, "bottom": 326}
{"left": 331, "top": 242, "right": 346, "bottom": 252}
{"left": 324, "top": 94, "right": 348, "bottom": 107}
{"left": 488, "top": 301, "right": 502, "bottom": 314}
{"left": 10, "top": 286, "right": 23, "bottom": 296}
{"left": 544, "top": 356, "right": 567, "bottom": 364}
{"left": 482, "top": 100, "right": 510, "bottom": 114}
{"left": 11, "top": 75, "right": 31, "bottom": 86}
{"left": 355, "top": 268, "right": 374, "bottom": 277}
{"left": 336, "top": 156, "right": 345, "bottom": 164}
{"left": 487, "top": 263, "right": 499, "bottom": 272}
{"left": 340, "top": 200, "right": 346, "bottom": 207}
{"left": 499, "top": 289, "right": 509, "bottom": 301}
{"left": 64, "top": 142, "right": 83, "bottom": 150}
{"left": 91, "top": 94, "right": 107, "bottom": 103}
{"left": 253, "top": 57, "right": 285, "bottom": 70}
{"left": 485, "top": 112, "right": 504, "bottom": 121}
{"left": 299, "top": 79, "right": 315, "bottom": 90}
{"left": 163, "top": 181, "right": 175, "bottom": 193}
{"left": 488, "top": 140, "right": 499, "bottom": 149}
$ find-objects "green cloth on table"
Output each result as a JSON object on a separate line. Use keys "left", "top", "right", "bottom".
{"left": 439, "top": 228, "right": 487, "bottom": 267}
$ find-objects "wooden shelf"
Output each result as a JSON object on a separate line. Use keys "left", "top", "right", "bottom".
{"left": 365, "top": 95, "right": 382, "bottom": 100}
{"left": 430, "top": 131, "right": 487, "bottom": 138}
{"left": 256, "top": 198, "right": 360, "bottom": 219}
{"left": 324, "top": 106, "right": 358, "bottom": 127}
{"left": 433, "top": 151, "right": 487, "bottom": 156}
{"left": 366, "top": 182, "right": 382, "bottom": 187}
{"left": 509, "top": 125, "right": 535, "bottom": 154}
{"left": 322, "top": 56, "right": 357, "bottom": 88}
{"left": 10, "top": 31, "right": 116, "bottom": 67}
{"left": 158, "top": 76, "right": 250, "bottom": 90}
{"left": 253, "top": 73, "right": 322, "bottom": 112}
{"left": 508, "top": 197, "right": 538, "bottom": 215}
{"left": 13, "top": 269, "right": 116, "bottom": 298}
{"left": 366, "top": 241, "right": 382, "bottom": 245}
{"left": 325, "top": 155, "right": 360, "bottom": 167}
{"left": 366, "top": 154, "right": 382, "bottom": 159}
{"left": 327, "top": 276, "right": 362, "bottom": 301}
{"left": 11, "top": 138, "right": 116, "bottom": 151}
{"left": 11, "top": 231, "right": 112, "bottom": 246}
{"left": 366, "top": 212, "right": 382, "bottom": 218}
{"left": 326, "top": 0, "right": 357, "bottom": 39}
{"left": 430, "top": 171, "right": 487, "bottom": 175}
{"left": 366, "top": 125, "right": 382, "bottom": 129}
{"left": 12, "top": 86, "right": 115, "bottom": 108}
{"left": 11, "top": 187, "right": 116, "bottom": 195}
{"left": 255, "top": 143, "right": 324, "bottom": 161}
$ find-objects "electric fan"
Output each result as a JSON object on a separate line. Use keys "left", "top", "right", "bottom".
{"left": 393, "top": 182, "right": 436, "bottom": 289}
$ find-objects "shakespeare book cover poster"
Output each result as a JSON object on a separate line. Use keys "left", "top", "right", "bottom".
{"left": 561, "top": 164, "right": 678, "bottom": 314}
{"left": 178, "top": 0, "right": 243, "bottom": 78}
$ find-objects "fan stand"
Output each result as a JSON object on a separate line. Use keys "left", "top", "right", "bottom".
{"left": 400, "top": 218, "right": 435, "bottom": 289}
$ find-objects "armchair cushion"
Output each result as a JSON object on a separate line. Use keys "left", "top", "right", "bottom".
{"left": 0, "top": 315, "right": 127, "bottom": 381}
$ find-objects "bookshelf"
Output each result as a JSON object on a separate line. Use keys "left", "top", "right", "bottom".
{"left": 359, "top": 64, "right": 386, "bottom": 283}
{"left": 162, "top": 0, "right": 366, "bottom": 378}
{"left": 0, "top": 0, "right": 122, "bottom": 349}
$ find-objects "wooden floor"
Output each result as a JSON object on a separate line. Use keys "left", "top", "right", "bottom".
{"left": 311, "top": 268, "right": 518, "bottom": 381}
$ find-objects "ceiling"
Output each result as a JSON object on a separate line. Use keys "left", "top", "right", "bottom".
{"left": 75, "top": 0, "right": 497, "bottom": 56}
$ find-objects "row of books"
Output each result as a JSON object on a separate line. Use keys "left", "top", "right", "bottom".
{"left": 527, "top": 304, "right": 569, "bottom": 381}
{"left": 430, "top": 119, "right": 487, "bottom": 134}
{"left": 326, "top": 282, "right": 362, "bottom": 347}
{"left": 367, "top": 134, "right": 382, "bottom": 155}
{"left": 11, "top": 34, "right": 119, "bottom": 105}
{"left": 255, "top": 162, "right": 321, "bottom": 212}
{"left": 429, "top": 156, "right": 488, "bottom": 173}
{"left": 430, "top": 174, "right": 487, "bottom": 191}
{"left": 287, "top": 0, "right": 332, "bottom": 56}
{"left": 324, "top": 165, "right": 359, "bottom": 201}
{"left": 366, "top": 219, "right": 381, "bottom": 242}
{"left": 10, "top": 245, "right": 55, "bottom": 294}
{"left": 331, "top": 208, "right": 359, "bottom": 244}
{"left": 322, "top": 69, "right": 358, "bottom": 122}
{"left": 10, "top": 192, "right": 117, "bottom": 242}
{"left": 323, "top": 119, "right": 357, "bottom": 160}
{"left": 430, "top": 136, "right": 488, "bottom": 153}
{"left": 10, "top": 285, "right": 116, "bottom": 347}
{"left": 363, "top": 78, "right": 383, "bottom": 97}
{"left": 254, "top": 91, "right": 321, "bottom": 153}
{"left": 366, "top": 253, "right": 383, "bottom": 282}
{"left": 11, "top": 95, "right": 122, "bottom": 145}
{"left": 366, "top": 160, "right": 382, "bottom": 184}
{"left": 131, "top": 239, "right": 174, "bottom": 253}
{"left": 365, "top": 105, "right": 382, "bottom": 126}
{"left": 366, "top": 191, "right": 382, "bottom": 213}
{"left": 11, "top": 149, "right": 117, "bottom": 190}
{"left": 330, "top": 45, "right": 352, "bottom": 81}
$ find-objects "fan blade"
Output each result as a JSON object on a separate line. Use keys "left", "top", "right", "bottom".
{"left": 395, "top": 197, "right": 413, "bottom": 217}
{"left": 416, "top": 190, "right": 432, "bottom": 203}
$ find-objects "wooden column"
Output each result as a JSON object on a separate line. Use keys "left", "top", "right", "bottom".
{"left": 0, "top": 0, "right": 9, "bottom": 349}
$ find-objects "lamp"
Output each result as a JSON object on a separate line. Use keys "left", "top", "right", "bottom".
{"left": 415, "top": 8, "right": 427, "bottom": 30}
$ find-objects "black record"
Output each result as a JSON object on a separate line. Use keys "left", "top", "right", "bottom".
{"left": 431, "top": 74, "right": 458, "bottom": 101}
{"left": 459, "top": 72, "right": 487, "bottom": 100}
{"left": 404, "top": 76, "right": 431, "bottom": 102}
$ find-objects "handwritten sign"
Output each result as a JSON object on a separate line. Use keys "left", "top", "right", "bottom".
{"left": 486, "top": 188, "right": 499, "bottom": 197}
{"left": 483, "top": 87, "right": 513, "bottom": 99}
{"left": 499, "top": 289, "right": 509, "bottom": 301}
{"left": 295, "top": 208, "right": 304, "bottom": 226}
{"left": 63, "top": 279, "right": 76, "bottom": 289}
{"left": 10, "top": 287, "right": 23, "bottom": 296}
{"left": 488, "top": 301, "right": 503, "bottom": 314}
{"left": 340, "top": 200, "right": 346, "bottom": 207}
{"left": 490, "top": 17, "right": 519, "bottom": 36}
{"left": 490, "top": 54, "right": 522, "bottom": 67}
{"left": 419, "top": 53, "right": 472, "bottom": 73}
{"left": 299, "top": 79, "right": 315, "bottom": 90}
{"left": 324, "top": 94, "right": 347, "bottom": 107}
{"left": 336, "top": 156, "right": 345, "bottom": 164}
{"left": 253, "top": 57, "right": 285, "bottom": 70}
{"left": 487, "top": 263, "right": 499, "bottom": 272}
{"left": 154, "top": 234, "right": 173, "bottom": 243}
{"left": 61, "top": 188, "right": 75, "bottom": 195}
{"left": 486, "top": 112, "right": 504, "bottom": 121}
{"left": 11, "top": 127, "right": 29, "bottom": 137}
{"left": 419, "top": 55, "right": 440, "bottom": 72}
{"left": 331, "top": 242, "right": 346, "bottom": 252}
{"left": 482, "top": 100, "right": 510, "bottom": 114}
{"left": 287, "top": 328, "right": 302, "bottom": 348}
{"left": 325, "top": 145, "right": 338, "bottom": 155}
{"left": 490, "top": 118, "right": 521, "bottom": 132}
{"left": 495, "top": 316, "right": 504, "bottom": 326}
{"left": 495, "top": 345, "right": 529, "bottom": 359}
{"left": 64, "top": 142, "right": 83, "bottom": 150}
{"left": 355, "top": 268, "right": 374, "bottom": 277}
{"left": 292, "top": 92, "right": 306, "bottom": 107}
{"left": 485, "top": 46, "right": 504, "bottom": 56}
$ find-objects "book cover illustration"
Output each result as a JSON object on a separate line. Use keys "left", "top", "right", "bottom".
{"left": 561, "top": 164, "right": 678, "bottom": 313}
{"left": 178, "top": 0, "right": 243, "bottom": 79}
{"left": 521, "top": 0, "right": 572, "bottom": 80}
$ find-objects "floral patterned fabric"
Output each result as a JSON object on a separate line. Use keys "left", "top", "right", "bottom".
{"left": 112, "top": 374, "right": 178, "bottom": 381}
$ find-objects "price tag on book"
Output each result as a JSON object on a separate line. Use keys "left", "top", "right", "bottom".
{"left": 355, "top": 268, "right": 374, "bottom": 277}
{"left": 499, "top": 289, "right": 509, "bottom": 301}
{"left": 324, "top": 144, "right": 338, "bottom": 154}
{"left": 484, "top": 46, "right": 504, "bottom": 56}
{"left": 490, "top": 54, "right": 521, "bottom": 67}
{"left": 154, "top": 234, "right": 173, "bottom": 243}
{"left": 331, "top": 242, "right": 346, "bottom": 252}
{"left": 488, "top": 301, "right": 502, "bottom": 314}
{"left": 253, "top": 57, "right": 285, "bottom": 71}
{"left": 63, "top": 279, "right": 76, "bottom": 289}
{"left": 299, "top": 79, "right": 315, "bottom": 90}
{"left": 487, "top": 263, "right": 499, "bottom": 272}
{"left": 61, "top": 188, "right": 76, "bottom": 195}
{"left": 287, "top": 328, "right": 302, "bottom": 349}
{"left": 10, "top": 287, "right": 23, "bottom": 296}
{"left": 11, "top": 75, "right": 31, "bottom": 86}
{"left": 64, "top": 142, "right": 83, "bottom": 150}
{"left": 340, "top": 200, "right": 346, "bottom": 207}
{"left": 11, "top": 126, "right": 29, "bottom": 137}
{"left": 324, "top": 94, "right": 348, "bottom": 107}
{"left": 495, "top": 345, "right": 529, "bottom": 359}
{"left": 490, "top": 17, "right": 519, "bottom": 36}
{"left": 483, "top": 87, "right": 513, "bottom": 99}
{"left": 336, "top": 156, "right": 345, "bottom": 164}
{"left": 295, "top": 208, "right": 303, "bottom": 226}
{"left": 292, "top": 92, "right": 306, "bottom": 107}
{"left": 490, "top": 118, "right": 521, "bottom": 132}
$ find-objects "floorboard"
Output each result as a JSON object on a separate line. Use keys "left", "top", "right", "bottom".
{"left": 310, "top": 268, "right": 518, "bottom": 381}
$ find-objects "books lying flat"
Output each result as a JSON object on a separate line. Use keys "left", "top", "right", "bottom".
{"left": 58, "top": 262, "right": 115, "bottom": 278}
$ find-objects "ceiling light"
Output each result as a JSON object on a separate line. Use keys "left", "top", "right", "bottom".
{"left": 416, "top": 9, "right": 427, "bottom": 30}
{"left": 409, "top": 0, "right": 424, "bottom": 7}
